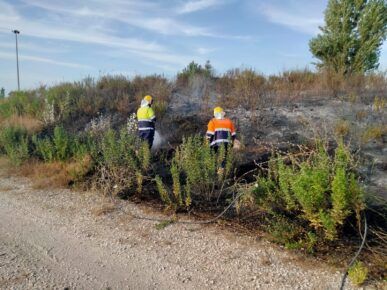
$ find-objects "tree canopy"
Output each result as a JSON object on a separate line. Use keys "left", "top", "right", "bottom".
{"left": 310, "top": 0, "right": 387, "bottom": 74}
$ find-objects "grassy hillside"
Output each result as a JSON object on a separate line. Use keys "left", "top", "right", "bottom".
{"left": 0, "top": 66, "right": 386, "bottom": 284}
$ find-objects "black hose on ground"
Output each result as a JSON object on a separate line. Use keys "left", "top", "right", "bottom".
{"left": 339, "top": 215, "right": 368, "bottom": 290}
{"left": 130, "top": 190, "right": 244, "bottom": 225}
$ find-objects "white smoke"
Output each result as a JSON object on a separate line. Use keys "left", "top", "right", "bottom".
{"left": 153, "top": 130, "right": 164, "bottom": 150}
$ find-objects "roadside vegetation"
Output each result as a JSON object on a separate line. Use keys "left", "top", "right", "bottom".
{"left": 1, "top": 1, "right": 386, "bottom": 285}
{"left": 0, "top": 67, "right": 386, "bottom": 286}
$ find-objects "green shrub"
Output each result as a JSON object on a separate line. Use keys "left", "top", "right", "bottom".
{"left": 268, "top": 215, "right": 303, "bottom": 245}
{"left": 0, "top": 88, "right": 5, "bottom": 99}
{"left": 53, "top": 126, "right": 71, "bottom": 161}
{"left": 177, "top": 61, "right": 213, "bottom": 79}
{"left": 246, "top": 140, "right": 364, "bottom": 242}
{"left": 5, "top": 91, "right": 42, "bottom": 118}
{"left": 176, "top": 61, "right": 214, "bottom": 87}
{"left": 155, "top": 175, "right": 172, "bottom": 207}
{"left": 0, "top": 126, "right": 29, "bottom": 165}
{"left": 92, "top": 128, "right": 150, "bottom": 196}
{"left": 45, "top": 83, "right": 86, "bottom": 120}
{"left": 71, "top": 135, "right": 92, "bottom": 160}
{"left": 32, "top": 135, "right": 55, "bottom": 162}
{"left": 348, "top": 261, "right": 368, "bottom": 286}
{"left": 156, "top": 135, "right": 235, "bottom": 209}
{"left": 32, "top": 127, "right": 87, "bottom": 163}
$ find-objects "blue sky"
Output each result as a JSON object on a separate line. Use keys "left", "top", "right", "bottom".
{"left": 0, "top": 0, "right": 386, "bottom": 92}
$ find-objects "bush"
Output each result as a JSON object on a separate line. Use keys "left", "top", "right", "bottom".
{"left": 0, "top": 126, "right": 29, "bottom": 166}
{"left": 32, "top": 135, "right": 55, "bottom": 162}
{"left": 176, "top": 61, "right": 214, "bottom": 87}
{"left": 96, "top": 75, "right": 133, "bottom": 113}
{"left": 267, "top": 69, "right": 320, "bottom": 101}
{"left": 45, "top": 82, "right": 86, "bottom": 121}
{"left": 32, "top": 126, "right": 73, "bottom": 162}
{"left": 4, "top": 91, "right": 42, "bottom": 118}
{"left": 132, "top": 75, "right": 171, "bottom": 102}
{"left": 348, "top": 261, "right": 368, "bottom": 286}
{"left": 53, "top": 126, "right": 72, "bottom": 161}
{"left": 244, "top": 140, "right": 365, "bottom": 241}
{"left": 92, "top": 127, "right": 150, "bottom": 196}
{"left": 216, "top": 68, "right": 266, "bottom": 109}
{"left": 156, "top": 135, "right": 235, "bottom": 209}
{"left": 0, "top": 115, "right": 43, "bottom": 134}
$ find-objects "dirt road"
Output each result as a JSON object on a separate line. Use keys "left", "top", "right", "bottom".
{"left": 0, "top": 173, "right": 353, "bottom": 289}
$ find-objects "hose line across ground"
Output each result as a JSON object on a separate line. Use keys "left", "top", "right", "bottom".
{"left": 339, "top": 215, "right": 368, "bottom": 290}
{"left": 129, "top": 191, "right": 244, "bottom": 225}
{"left": 129, "top": 195, "right": 369, "bottom": 290}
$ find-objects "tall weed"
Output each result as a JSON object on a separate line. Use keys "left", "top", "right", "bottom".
{"left": 92, "top": 127, "right": 150, "bottom": 196}
{"left": 0, "top": 126, "right": 29, "bottom": 166}
{"left": 244, "top": 140, "right": 364, "bottom": 241}
{"left": 156, "top": 135, "right": 235, "bottom": 209}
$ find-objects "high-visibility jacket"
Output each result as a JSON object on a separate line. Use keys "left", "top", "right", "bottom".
{"left": 137, "top": 106, "right": 156, "bottom": 131}
{"left": 206, "top": 118, "right": 236, "bottom": 147}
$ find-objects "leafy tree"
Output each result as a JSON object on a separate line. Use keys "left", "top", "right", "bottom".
{"left": 309, "top": 0, "right": 387, "bottom": 74}
{"left": 178, "top": 60, "right": 214, "bottom": 79}
{"left": 0, "top": 87, "right": 5, "bottom": 99}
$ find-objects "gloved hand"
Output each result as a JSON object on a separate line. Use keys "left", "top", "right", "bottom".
{"left": 233, "top": 139, "right": 242, "bottom": 150}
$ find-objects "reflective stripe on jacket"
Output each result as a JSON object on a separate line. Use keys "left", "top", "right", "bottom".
{"left": 137, "top": 106, "right": 156, "bottom": 131}
{"left": 206, "top": 118, "right": 236, "bottom": 147}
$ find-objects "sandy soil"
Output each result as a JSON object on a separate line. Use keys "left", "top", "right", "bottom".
{"left": 0, "top": 172, "right": 358, "bottom": 290}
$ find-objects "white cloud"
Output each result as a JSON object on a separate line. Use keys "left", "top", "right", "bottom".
{"left": 0, "top": 1, "right": 19, "bottom": 22}
{"left": 22, "top": 0, "right": 248, "bottom": 39}
{"left": 100, "top": 48, "right": 193, "bottom": 68}
{"left": 177, "top": 0, "right": 223, "bottom": 14}
{"left": 197, "top": 47, "right": 217, "bottom": 55}
{"left": 259, "top": 3, "right": 324, "bottom": 35}
{"left": 0, "top": 23, "right": 164, "bottom": 53}
{"left": 0, "top": 39, "right": 68, "bottom": 54}
{"left": 0, "top": 51, "right": 91, "bottom": 69}
{"left": 21, "top": 0, "right": 215, "bottom": 38}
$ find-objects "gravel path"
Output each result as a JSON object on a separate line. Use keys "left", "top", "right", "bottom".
{"left": 0, "top": 172, "right": 354, "bottom": 289}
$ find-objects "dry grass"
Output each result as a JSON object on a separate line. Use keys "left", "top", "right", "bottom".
{"left": 268, "top": 69, "right": 322, "bottom": 101}
{"left": 334, "top": 120, "right": 351, "bottom": 137}
{"left": 91, "top": 203, "right": 116, "bottom": 216}
{"left": 131, "top": 75, "right": 172, "bottom": 104}
{"left": 216, "top": 69, "right": 266, "bottom": 109}
{"left": 356, "top": 110, "right": 368, "bottom": 121}
{"left": 0, "top": 184, "right": 13, "bottom": 191}
{"left": 10, "top": 160, "right": 85, "bottom": 189}
{"left": 361, "top": 125, "right": 386, "bottom": 143}
{"left": 5, "top": 155, "right": 94, "bottom": 190}
{"left": 14, "top": 161, "right": 71, "bottom": 189}
{"left": 0, "top": 115, "right": 43, "bottom": 133}
{"left": 65, "top": 154, "right": 92, "bottom": 182}
{"left": 215, "top": 69, "right": 387, "bottom": 108}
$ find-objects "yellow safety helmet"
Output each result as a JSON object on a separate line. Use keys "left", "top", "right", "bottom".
{"left": 213, "top": 106, "right": 224, "bottom": 115}
{"left": 143, "top": 95, "right": 153, "bottom": 104}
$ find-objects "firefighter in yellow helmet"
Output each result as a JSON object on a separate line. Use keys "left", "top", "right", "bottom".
{"left": 206, "top": 106, "right": 237, "bottom": 168}
{"left": 206, "top": 106, "right": 236, "bottom": 148}
{"left": 137, "top": 95, "right": 156, "bottom": 148}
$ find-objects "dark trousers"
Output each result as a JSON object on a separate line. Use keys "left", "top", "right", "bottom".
{"left": 139, "top": 130, "right": 154, "bottom": 149}
{"left": 212, "top": 143, "right": 229, "bottom": 168}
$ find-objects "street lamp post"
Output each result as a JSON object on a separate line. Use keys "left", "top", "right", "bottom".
{"left": 12, "top": 30, "right": 20, "bottom": 91}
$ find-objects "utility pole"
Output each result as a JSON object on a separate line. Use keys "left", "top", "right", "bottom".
{"left": 12, "top": 30, "right": 20, "bottom": 91}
